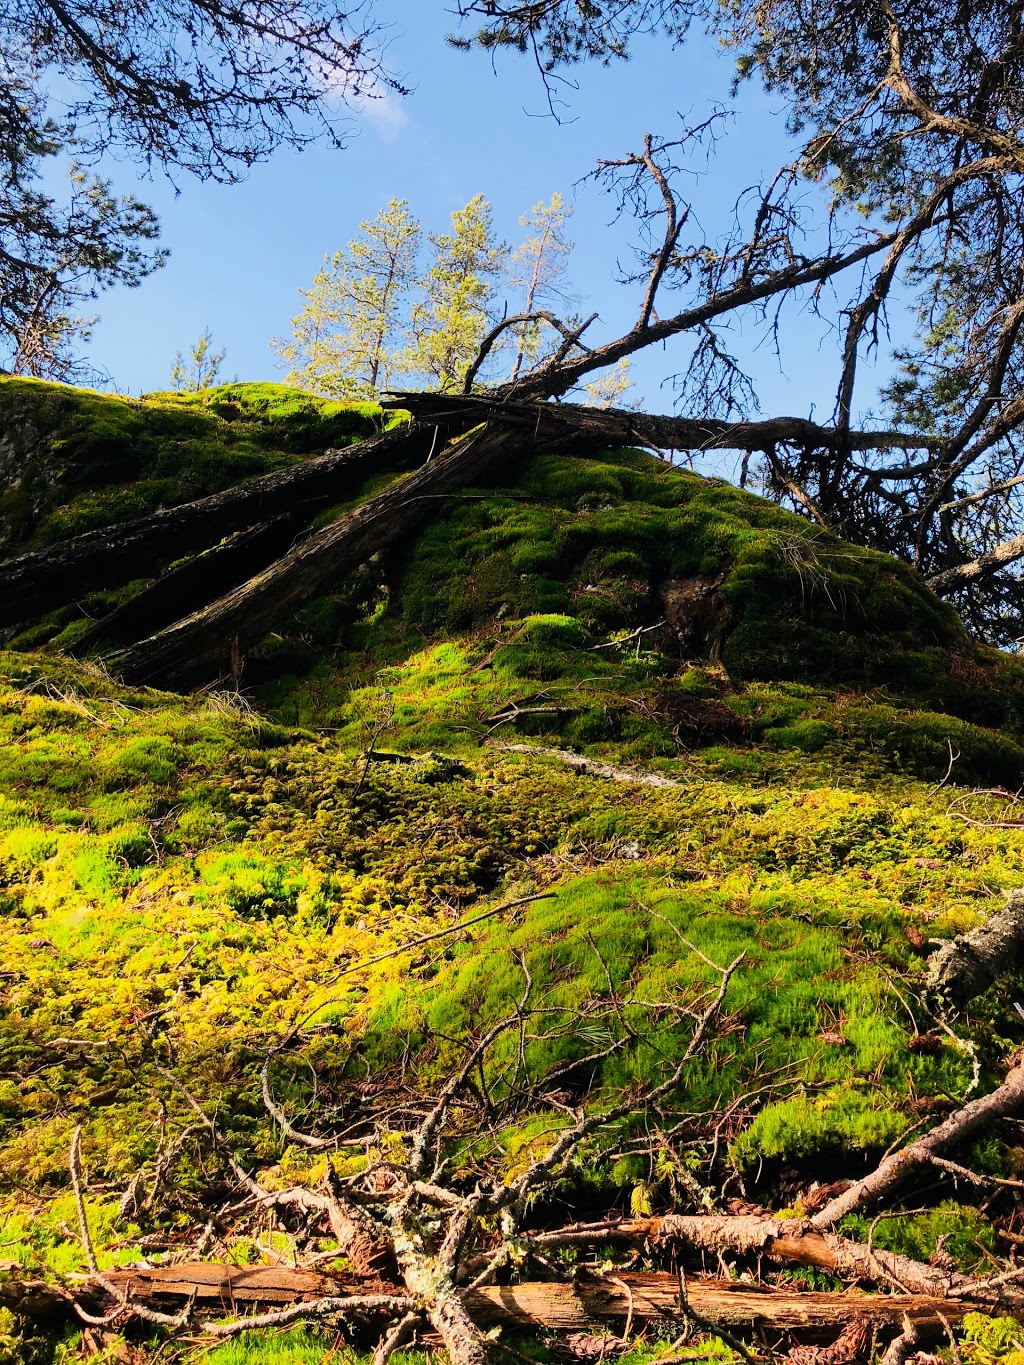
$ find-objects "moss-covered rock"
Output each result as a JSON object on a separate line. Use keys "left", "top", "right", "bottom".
{"left": 0, "top": 378, "right": 388, "bottom": 550}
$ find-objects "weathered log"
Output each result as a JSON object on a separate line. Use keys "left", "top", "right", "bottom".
{"left": 110, "top": 1261, "right": 365, "bottom": 1306}
{"left": 0, "top": 423, "right": 433, "bottom": 627}
{"left": 0, "top": 1264, "right": 986, "bottom": 1333}
{"left": 0, "top": 1277, "right": 71, "bottom": 1318}
{"left": 69, "top": 514, "right": 305, "bottom": 653}
{"left": 528, "top": 1214, "right": 1008, "bottom": 1304}
{"left": 107, "top": 422, "right": 525, "bottom": 690}
{"left": 385, "top": 393, "right": 936, "bottom": 456}
{"left": 926, "top": 890, "right": 1024, "bottom": 1008}
{"left": 470, "top": 1275, "right": 976, "bottom": 1331}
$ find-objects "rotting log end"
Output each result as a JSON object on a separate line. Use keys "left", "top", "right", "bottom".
{"left": 926, "top": 889, "right": 1024, "bottom": 1007}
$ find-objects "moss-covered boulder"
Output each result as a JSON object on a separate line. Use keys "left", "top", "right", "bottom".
{"left": 0, "top": 378, "right": 385, "bottom": 550}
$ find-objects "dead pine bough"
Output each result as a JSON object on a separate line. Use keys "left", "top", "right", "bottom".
{"left": 9, "top": 920, "right": 1024, "bottom": 1365}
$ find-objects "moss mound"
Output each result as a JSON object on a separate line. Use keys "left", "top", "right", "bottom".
{"left": 3, "top": 384, "right": 1024, "bottom": 1358}
{"left": 0, "top": 378, "right": 387, "bottom": 550}
{"left": 378, "top": 448, "right": 1022, "bottom": 715}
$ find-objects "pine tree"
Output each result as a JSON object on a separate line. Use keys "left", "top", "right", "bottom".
{"left": 273, "top": 199, "right": 421, "bottom": 399}
{"left": 401, "top": 195, "right": 508, "bottom": 393}
{"left": 508, "top": 193, "right": 574, "bottom": 382}
{"left": 582, "top": 359, "right": 640, "bottom": 410}
{"left": 170, "top": 328, "right": 227, "bottom": 391}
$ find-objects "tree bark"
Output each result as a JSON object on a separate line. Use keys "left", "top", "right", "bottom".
{"left": 69, "top": 514, "right": 305, "bottom": 653}
{"left": 107, "top": 422, "right": 524, "bottom": 690}
{"left": 469, "top": 1274, "right": 976, "bottom": 1331}
{"left": 0, "top": 424, "right": 434, "bottom": 627}
{"left": 926, "top": 890, "right": 1024, "bottom": 1008}
{"left": 928, "top": 531, "right": 1024, "bottom": 595}
{"left": 385, "top": 393, "right": 936, "bottom": 455}
{"left": 528, "top": 1214, "right": 1002, "bottom": 1303}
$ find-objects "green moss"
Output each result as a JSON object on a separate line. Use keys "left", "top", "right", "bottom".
{"left": 732, "top": 1087, "right": 909, "bottom": 1167}
{"left": 840, "top": 1202, "right": 996, "bottom": 1272}
{"left": 294, "top": 446, "right": 1024, "bottom": 747}
{"left": 762, "top": 719, "right": 833, "bottom": 752}
{"left": 0, "top": 377, "right": 387, "bottom": 551}
{"left": 5, "top": 399, "right": 1024, "bottom": 1292}
{"left": 200, "top": 1328, "right": 357, "bottom": 1365}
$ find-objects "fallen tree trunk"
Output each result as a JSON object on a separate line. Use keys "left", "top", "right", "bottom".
{"left": 926, "top": 890, "right": 1024, "bottom": 1008}
{"left": 108, "top": 422, "right": 524, "bottom": 690}
{"left": 385, "top": 393, "right": 936, "bottom": 456}
{"left": 0, "top": 423, "right": 433, "bottom": 628}
{"left": 0, "top": 1264, "right": 986, "bottom": 1333}
{"left": 470, "top": 1274, "right": 976, "bottom": 1332}
{"left": 69, "top": 514, "right": 306, "bottom": 653}
{"left": 528, "top": 1214, "right": 1006, "bottom": 1303}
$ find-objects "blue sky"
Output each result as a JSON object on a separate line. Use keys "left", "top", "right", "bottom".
{"left": 81, "top": 5, "right": 867, "bottom": 422}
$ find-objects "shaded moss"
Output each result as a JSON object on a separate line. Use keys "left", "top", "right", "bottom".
{"left": 0, "top": 378, "right": 389, "bottom": 550}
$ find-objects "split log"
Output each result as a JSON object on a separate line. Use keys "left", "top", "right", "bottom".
{"left": 109, "top": 1261, "right": 366, "bottom": 1306}
{"left": 926, "top": 890, "right": 1024, "bottom": 1008}
{"left": 0, "top": 423, "right": 435, "bottom": 627}
{"left": 470, "top": 1274, "right": 976, "bottom": 1332}
{"left": 0, "top": 1264, "right": 987, "bottom": 1333}
{"left": 0, "top": 1262, "right": 387, "bottom": 1321}
{"left": 108, "top": 422, "right": 524, "bottom": 690}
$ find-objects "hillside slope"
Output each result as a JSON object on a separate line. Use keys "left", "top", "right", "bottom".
{"left": 2, "top": 381, "right": 1024, "bottom": 1365}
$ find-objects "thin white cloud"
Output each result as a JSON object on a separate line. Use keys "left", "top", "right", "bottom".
{"left": 351, "top": 75, "right": 410, "bottom": 139}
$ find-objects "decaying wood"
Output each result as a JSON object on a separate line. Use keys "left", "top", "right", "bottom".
{"left": 107, "top": 422, "right": 524, "bottom": 688}
{"left": 0, "top": 423, "right": 434, "bottom": 627}
{"left": 385, "top": 393, "right": 936, "bottom": 456}
{"left": 0, "top": 1277, "right": 71, "bottom": 1318}
{"left": 0, "top": 391, "right": 958, "bottom": 691}
{"left": 108, "top": 1261, "right": 367, "bottom": 1306}
{"left": 1, "top": 1264, "right": 985, "bottom": 1334}
{"left": 69, "top": 514, "right": 305, "bottom": 652}
{"left": 468, "top": 1274, "right": 977, "bottom": 1332}
{"left": 527, "top": 1214, "right": 1016, "bottom": 1305}
{"left": 926, "top": 889, "right": 1024, "bottom": 1007}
